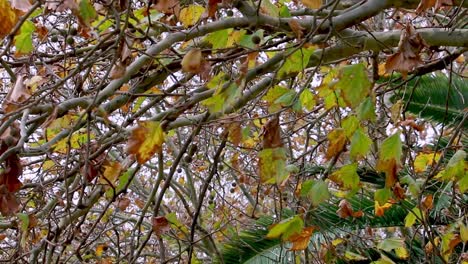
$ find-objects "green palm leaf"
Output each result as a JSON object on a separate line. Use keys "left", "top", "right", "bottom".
{"left": 392, "top": 74, "right": 467, "bottom": 127}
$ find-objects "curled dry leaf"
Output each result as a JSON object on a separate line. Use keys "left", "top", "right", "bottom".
{"left": 0, "top": 185, "right": 20, "bottom": 216}
{"left": 152, "top": 216, "right": 171, "bottom": 236}
{"left": 208, "top": 0, "right": 222, "bottom": 17}
{"left": 181, "top": 48, "right": 203, "bottom": 73}
{"left": 262, "top": 116, "right": 283, "bottom": 149}
{"left": 3, "top": 75, "right": 32, "bottom": 113}
{"left": 288, "top": 19, "right": 305, "bottom": 40}
{"left": 385, "top": 23, "right": 427, "bottom": 78}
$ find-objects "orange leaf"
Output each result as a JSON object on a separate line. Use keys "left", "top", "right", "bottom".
{"left": 287, "top": 226, "right": 318, "bottom": 251}
{"left": 421, "top": 194, "right": 433, "bottom": 211}
{"left": 375, "top": 201, "right": 392, "bottom": 217}
{"left": 0, "top": 0, "right": 19, "bottom": 37}
{"left": 126, "top": 121, "right": 165, "bottom": 164}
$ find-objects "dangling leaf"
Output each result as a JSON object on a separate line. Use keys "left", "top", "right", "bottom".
{"left": 126, "top": 121, "right": 165, "bottom": 164}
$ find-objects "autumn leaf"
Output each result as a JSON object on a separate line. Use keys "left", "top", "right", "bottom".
{"left": 377, "top": 132, "right": 402, "bottom": 188}
{"left": 154, "top": 0, "right": 180, "bottom": 15}
{"left": 266, "top": 215, "right": 304, "bottom": 240}
{"left": 421, "top": 194, "right": 433, "bottom": 211}
{"left": 152, "top": 216, "right": 171, "bottom": 236}
{"left": 3, "top": 75, "right": 32, "bottom": 113}
{"left": 0, "top": 185, "right": 20, "bottom": 216}
{"left": 335, "top": 63, "right": 371, "bottom": 109}
{"left": 349, "top": 129, "right": 372, "bottom": 161}
{"left": 116, "top": 197, "right": 131, "bottom": 211}
{"left": 287, "top": 226, "right": 318, "bottom": 251}
{"left": 336, "top": 199, "right": 354, "bottom": 218}
{"left": 179, "top": 5, "right": 205, "bottom": 28}
{"left": 262, "top": 116, "right": 283, "bottom": 149}
{"left": 127, "top": 121, "right": 165, "bottom": 164}
{"left": 258, "top": 147, "right": 288, "bottom": 184}
{"left": 301, "top": 0, "right": 322, "bottom": 9}
{"left": 99, "top": 160, "right": 122, "bottom": 186}
{"left": 299, "top": 88, "right": 316, "bottom": 111}
{"left": 0, "top": 0, "right": 19, "bottom": 37}
{"left": 325, "top": 128, "right": 347, "bottom": 160}
{"left": 288, "top": 19, "right": 305, "bottom": 39}
{"left": 329, "top": 163, "right": 360, "bottom": 191}
{"left": 414, "top": 152, "right": 441, "bottom": 173}
{"left": 181, "top": 48, "right": 203, "bottom": 73}
{"left": 207, "top": 0, "right": 221, "bottom": 17}
{"left": 385, "top": 23, "right": 427, "bottom": 77}
{"left": 375, "top": 201, "right": 392, "bottom": 217}
{"left": 277, "top": 47, "right": 315, "bottom": 78}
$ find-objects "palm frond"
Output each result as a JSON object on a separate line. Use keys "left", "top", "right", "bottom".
{"left": 392, "top": 74, "right": 467, "bottom": 127}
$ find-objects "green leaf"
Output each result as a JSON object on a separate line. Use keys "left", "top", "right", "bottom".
{"left": 277, "top": 47, "right": 315, "bottom": 78}
{"left": 274, "top": 90, "right": 296, "bottom": 106}
{"left": 379, "top": 132, "right": 402, "bottom": 162}
{"left": 342, "top": 115, "right": 359, "bottom": 138}
{"left": 349, "top": 129, "right": 372, "bottom": 161}
{"left": 260, "top": 0, "right": 280, "bottom": 17}
{"left": 377, "top": 238, "right": 405, "bottom": 252}
{"left": 258, "top": 147, "right": 288, "bottom": 184}
{"left": 14, "top": 20, "right": 35, "bottom": 54}
{"left": 201, "top": 83, "right": 240, "bottom": 113}
{"left": 404, "top": 207, "right": 423, "bottom": 227}
{"left": 437, "top": 150, "right": 466, "bottom": 181}
{"left": 205, "top": 29, "right": 230, "bottom": 50}
{"left": 299, "top": 89, "right": 316, "bottom": 111}
{"left": 79, "top": 0, "right": 97, "bottom": 26}
{"left": 263, "top": 85, "right": 290, "bottom": 103}
{"left": 330, "top": 163, "right": 360, "bottom": 190}
{"left": 308, "top": 180, "right": 331, "bottom": 206}
{"left": 374, "top": 188, "right": 391, "bottom": 206}
{"left": 459, "top": 171, "right": 468, "bottom": 193}
{"left": 344, "top": 251, "right": 367, "bottom": 261}
{"left": 357, "top": 97, "right": 376, "bottom": 122}
{"left": 266, "top": 215, "right": 304, "bottom": 240}
{"left": 336, "top": 63, "right": 371, "bottom": 109}
{"left": 279, "top": 5, "right": 291, "bottom": 17}
{"left": 206, "top": 72, "right": 226, "bottom": 89}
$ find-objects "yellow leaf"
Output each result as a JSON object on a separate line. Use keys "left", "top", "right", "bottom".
{"left": 95, "top": 244, "right": 108, "bottom": 257}
{"left": 301, "top": 0, "right": 322, "bottom": 9}
{"left": 99, "top": 161, "right": 122, "bottom": 186}
{"left": 395, "top": 247, "right": 409, "bottom": 259}
{"left": 179, "top": 5, "right": 205, "bottom": 28}
{"left": 460, "top": 222, "right": 468, "bottom": 242}
{"left": 414, "top": 152, "right": 441, "bottom": 173}
{"left": 126, "top": 121, "right": 165, "bottom": 164}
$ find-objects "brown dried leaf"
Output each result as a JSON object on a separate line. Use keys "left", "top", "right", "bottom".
{"left": 227, "top": 123, "right": 242, "bottom": 146}
{"left": 301, "top": 0, "right": 322, "bottom": 9}
{"left": 181, "top": 48, "right": 203, "bottom": 74}
{"left": 262, "top": 116, "right": 283, "bottom": 149}
{"left": 0, "top": 155, "right": 23, "bottom": 192}
{"left": 208, "top": 0, "right": 222, "bottom": 18}
{"left": 0, "top": 185, "right": 20, "bottom": 216}
{"left": 385, "top": 23, "right": 427, "bottom": 77}
{"left": 152, "top": 216, "right": 170, "bottom": 236}
{"left": 109, "top": 62, "right": 126, "bottom": 79}
{"left": 3, "top": 75, "right": 32, "bottom": 113}
{"left": 116, "top": 197, "right": 130, "bottom": 211}
{"left": 336, "top": 199, "right": 354, "bottom": 218}
{"left": 154, "top": 0, "right": 180, "bottom": 15}
{"left": 288, "top": 19, "right": 305, "bottom": 40}
{"left": 393, "top": 182, "right": 406, "bottom": 200}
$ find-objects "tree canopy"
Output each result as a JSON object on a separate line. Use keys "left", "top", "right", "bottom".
{"left": 0, "top": 0, "right": 467, "bottom": 263}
